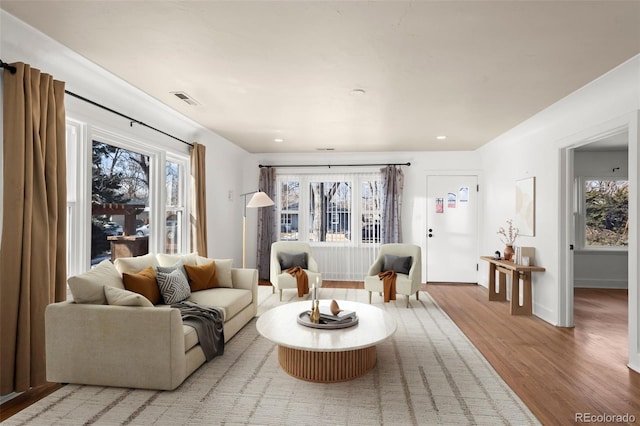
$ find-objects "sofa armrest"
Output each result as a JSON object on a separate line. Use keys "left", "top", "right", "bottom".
{"left": 45, "top": 301, "right": 186, "bottom": 390}
{"left": 231, "top": 268, "right": 258, "bottom": 305}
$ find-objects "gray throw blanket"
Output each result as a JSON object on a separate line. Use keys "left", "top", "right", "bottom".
{"left": 171, "top": 301, "right": 224, "bottom": 361}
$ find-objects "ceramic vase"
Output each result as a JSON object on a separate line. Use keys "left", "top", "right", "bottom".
{"left": 504, "top": 245, "right": 515, "bottom": 261}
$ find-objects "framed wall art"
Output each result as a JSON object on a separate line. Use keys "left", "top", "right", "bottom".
{"left": 515, "top": 177, "right": 535, "bottom": 236}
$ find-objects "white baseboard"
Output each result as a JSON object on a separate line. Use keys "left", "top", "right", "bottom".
{"left": 574, "top": 278, "right": 628, "bottom": 289}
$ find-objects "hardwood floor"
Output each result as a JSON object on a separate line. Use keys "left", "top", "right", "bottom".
{"left": 426, "top": 284, "right": 639, "bottom": 426}
{"left": 2, "top": 282, "right": 638, "bottom": 425}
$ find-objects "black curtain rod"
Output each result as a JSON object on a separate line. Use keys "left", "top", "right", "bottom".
{"left": 259, "top": 162, "right": 410, "bottom": 168}
{"left": 64, "top": 90, "right": 192, "bottom": 147}
{"left": 0, "top": 59, "right": 17, "bottom": 74}
{"left": 1, "top": 58, "right": 191, "bottom": 147}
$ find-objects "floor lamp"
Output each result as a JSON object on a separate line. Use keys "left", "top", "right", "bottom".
{"left": 241, "top": 190, "right": 275, "bottom": 268}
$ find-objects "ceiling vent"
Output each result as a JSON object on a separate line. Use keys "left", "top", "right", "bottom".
{"left": 171, "top": 91, "right": 200, "bottom": 106}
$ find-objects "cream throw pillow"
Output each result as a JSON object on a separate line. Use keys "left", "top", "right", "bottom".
{"left": 67, "top": 260, "right": 124, "bottom": 304}
{"left": 196, "top": 256, "right": 233, "bottom": 288}
{"left": 104, "top": 286, "right": 153, "bottom": 307}
{"left": 114, "top": 253, "right": 159, "bottom": 274}
{"left": 157, "top": 252, "right": 198, "bottom": 267}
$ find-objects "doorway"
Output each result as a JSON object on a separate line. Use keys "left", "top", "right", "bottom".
{"left": 426, "top": 175, "right": 479, "bottom": 283}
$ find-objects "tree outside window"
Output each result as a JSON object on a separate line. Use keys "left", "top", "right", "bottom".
{"left": 91, "top": 141, "right": 149, "bottom": 264}
{"left": 277, "top": 173, "right": 381, "bottom": 244}
{"left": 584, "top": 179, "right": 628, "bottom": 247}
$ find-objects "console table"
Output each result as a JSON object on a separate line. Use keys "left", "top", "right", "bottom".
{"left": 480, "top": 256, "right": 545, "bottom": 315}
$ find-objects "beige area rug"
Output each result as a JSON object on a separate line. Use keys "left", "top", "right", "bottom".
{"left": 4, "top": 287, "right": 539, "bottom": 425}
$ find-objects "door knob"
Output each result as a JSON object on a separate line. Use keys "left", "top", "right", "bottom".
{"left": 428, "top": 233, "right": 433, "bottom": 238}
{"left": 428, "top": 228, "right": 433, "bottom": 232}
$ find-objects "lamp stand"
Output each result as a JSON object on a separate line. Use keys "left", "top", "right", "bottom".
{"left": 241, "top": 190, "right": 275, "bottom": 269}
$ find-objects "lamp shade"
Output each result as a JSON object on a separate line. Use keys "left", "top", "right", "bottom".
{"left": 246, "top": 191, "right": 275, "bottom": 208}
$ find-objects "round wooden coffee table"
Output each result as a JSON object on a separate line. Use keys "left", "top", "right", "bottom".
{"left": 256, "top": 300, "right": 396, "bottom": 382}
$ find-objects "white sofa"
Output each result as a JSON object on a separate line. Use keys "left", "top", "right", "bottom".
{"left": 45, "top": 253, "right": 258, "bottom": 390}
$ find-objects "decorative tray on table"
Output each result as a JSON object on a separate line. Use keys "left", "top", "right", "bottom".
{"left": 297, "top": 310, "right": 359, "bottom": 329}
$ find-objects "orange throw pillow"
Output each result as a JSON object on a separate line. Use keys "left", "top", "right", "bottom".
{"left": 184, "top": 261, "right": 218, "bottom": 291}
{"left": 122, "top": 266, "right": 160, "bottom": 304}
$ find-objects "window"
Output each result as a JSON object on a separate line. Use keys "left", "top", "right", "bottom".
{"left": 65, "top": 119, "right": 190, "bottom": 275}
{"left": 91, "top": 141, "right": 150, "bottom": 264}
{"left": 309, "top": 181, "right": 352, "bottom": 242}
{"left": 277, "top": 172, "right": 382, "bottom": 245}
{"left": 582, "top": 179, "right": 628, "bottom": 248}
{"left": 279, "top": 181, "right": 300, "bottom": 241}
{"left": 165, "top": 158, "right": 187, "bottom": 254}
{"left": 361, "top": 179, "right": 382, "bottom": 243}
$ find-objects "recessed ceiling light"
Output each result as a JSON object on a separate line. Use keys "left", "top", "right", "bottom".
{"left": 316, "top": 147, "right": 335, "bottom": 151}
{"left": 351, "top": 88, "right": 366, "bottom": 96}
{"left": 274, "top": 138, "right": 284, "bottom": 143}
{"left": 436, "top": 135, "right": 447, "bottom": 140}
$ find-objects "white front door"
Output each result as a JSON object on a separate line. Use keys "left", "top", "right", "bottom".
{"left": 426, "top": 175, "right": 478, "bottom": 283}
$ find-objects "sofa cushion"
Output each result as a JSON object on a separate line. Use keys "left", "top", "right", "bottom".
{"left": 104, "top": 286, "right": 154, "bottom": 307}
{"left": 156, "top": 269, "right": 191, "bottom": 304}
{"left": 196, "top": 257, "right": 233, "bottom": 288}
{"left": 157, "top": 252, "right": 198, "bottom": 267}
{"left": 114, "top": 253, "right": 159, "bottom": 274}
{"left": 184, "top": 261, "right": 218, "bottom": 291}
{"left": 186, "top": 288, "right": 252, "bottom": 322}
{"left": 122, "top": 266, "right": 161, "bottom": 304}
{"left": 67, "top": 260, "right": 124, "bottom": 304}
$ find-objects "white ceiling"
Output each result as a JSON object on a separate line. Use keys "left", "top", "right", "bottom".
{"left": 2, "top": 1, "right": 639, "bottom": 154}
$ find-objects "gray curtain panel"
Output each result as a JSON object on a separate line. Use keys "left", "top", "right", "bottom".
{"left": 256, "top": 167, "right": 277, "bottom": 280}
{"left": 381, "top": 165, "right": 404, "bottom": 243}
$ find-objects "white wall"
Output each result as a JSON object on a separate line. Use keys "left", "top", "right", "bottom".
{"left": 573, "top": 150, "right": 629, "bottom": 289}
{"left": 478, "top": 55, "right": 639, "bottom": 371}
{"left": 0, "top": 10, "right": 250, "bottom": 265}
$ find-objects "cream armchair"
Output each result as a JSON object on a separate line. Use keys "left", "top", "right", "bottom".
{"left": 364, "top": 243, "right": 422, "bottom": 307}
{"left": 270, "top": 241, "right": 322, "bottom": 301}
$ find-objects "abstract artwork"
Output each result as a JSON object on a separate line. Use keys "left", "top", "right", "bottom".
{"left": 515, "top": 177, "right": 535, "bottom": 236}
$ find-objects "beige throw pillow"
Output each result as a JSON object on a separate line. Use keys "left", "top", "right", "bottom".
{"left": 196, "top": 256, "right": 233, "bottom": 288}
{"left": 157, "top": 252, "right": 198, "bottom": 267}
{"left": 114, "top": 253, "right": 159, "bottom": 274}
{"left": 104, "top": 286, "right": 153, "bottom": 307}
{"left": 67, "top": 260, "right": 124, "bottom": 304}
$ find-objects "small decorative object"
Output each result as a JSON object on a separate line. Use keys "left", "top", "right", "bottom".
{"left": 330, "top": 299, "right": 341, "bottom": 316}
{"left": 310, "top": 300, "right": 320, "bottom": 324}
{"left": 497, "top": 219, "right": 519, "bottom": 261}
{"left": 493, "top": 251, "right": 501, "bottom": 260}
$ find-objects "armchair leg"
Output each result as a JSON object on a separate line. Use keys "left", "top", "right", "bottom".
{"left": 406, "top": 295, "right": 410, "bottom": 308}
{"left": 368, "top": 291, "right": 372, "bottom": 304}
{"left": 272, "top": 286, "right": 275, "bottom": 294}
{"left": 279, "top": 289, "right": 283, "bottom": 302}
{"left": 416, "top": 290, "right": 420, "bottom": 300}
